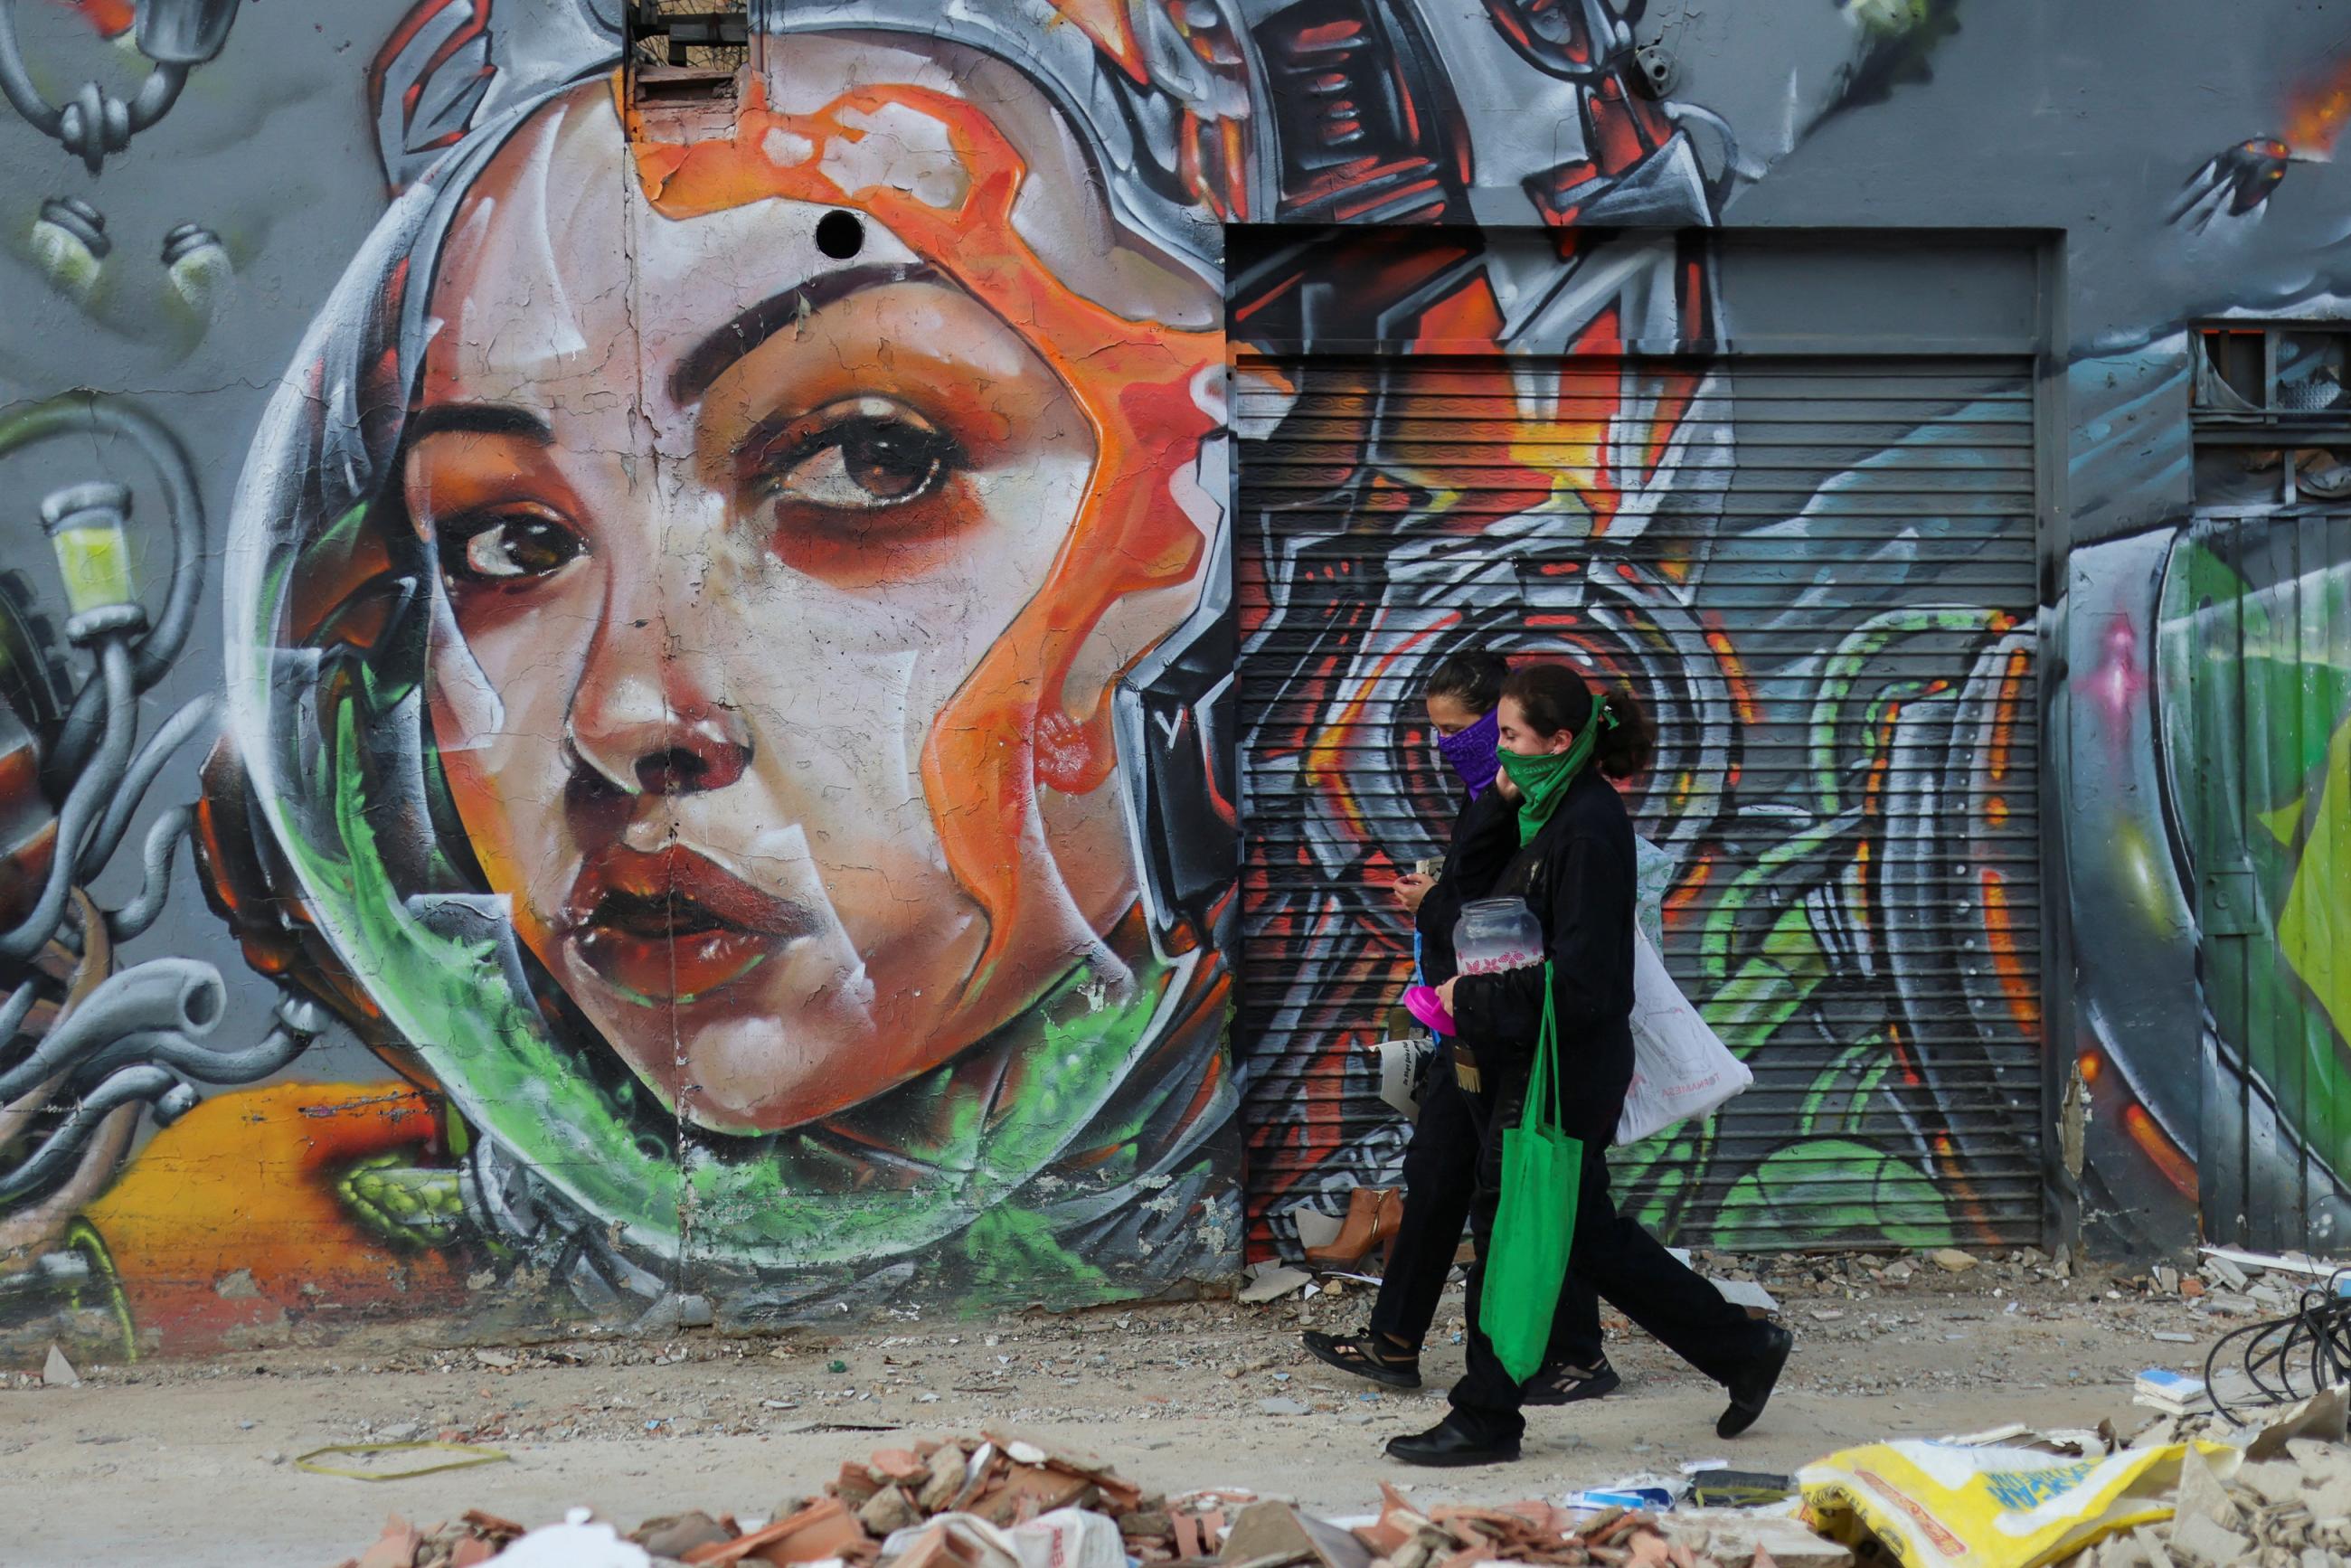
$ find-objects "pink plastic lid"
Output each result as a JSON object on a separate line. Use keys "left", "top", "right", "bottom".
{"left": 1402, "top": 984, "right": 1456, "bottom": 1037}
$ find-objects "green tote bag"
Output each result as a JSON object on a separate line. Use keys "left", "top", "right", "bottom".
{"left": 1478, "top": 966, "right": 1584, "bottom": 1383}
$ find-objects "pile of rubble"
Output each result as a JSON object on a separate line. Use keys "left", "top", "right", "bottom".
{"left": 2085, "top": 1389, "right": 2351, "bottom": 1565}
{"left": 328, "top": 1430, "right": 1809, "bottom": 1568}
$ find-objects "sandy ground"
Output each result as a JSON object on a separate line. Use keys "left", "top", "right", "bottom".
{"left": 3, "top": 1253, "right": 2241, "bottom": 1566}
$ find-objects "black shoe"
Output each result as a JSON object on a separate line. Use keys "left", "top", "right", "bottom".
{"left": 1384, "top": 1417, "right": 1520, "bottom": 1468}
{"left": 1521, "top": 1357, "right": 1621, "bottom": 1406}
{"left": 1301, "top": 1329, "right": 1422, "bottom": 1390}
{"left": 1716, "top": 1324, "right": 1793, "bottom": 1439}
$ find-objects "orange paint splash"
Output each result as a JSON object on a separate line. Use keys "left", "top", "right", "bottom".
{"left": 1979, "top": 867, "right": 2042, "bottom": 1036}
{"left": 1047, "top": 0, "right": 1149, "bottom": 83}
{"left": 1704, "top": 627, "right": 1758, "bottom": 727}
{"left": 1988, "top": 647, "right": 2028, "bottom": 783}
{"left": 45, "top": 0, "right": 131, "bottom": 37}
{"left": 2286, "top": 59, "right": 2351, "bottom": 158}
{"left": 2125, "top": 1104, "right": 2197, "bottom": 1198}
{"left": 1662, "top": 856, "right": 1711, "bottom": 931}
{"left": 630, "top": 79, "right": 1220, "bottom": 1005}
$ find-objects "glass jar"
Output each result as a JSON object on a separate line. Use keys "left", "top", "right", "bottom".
{"left": 1452, "top": 897, "right": 1544, "bottom": 976}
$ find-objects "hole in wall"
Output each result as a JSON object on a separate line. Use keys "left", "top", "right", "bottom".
{"left": 815, "top": 210, "right": 864, "bottom": 260}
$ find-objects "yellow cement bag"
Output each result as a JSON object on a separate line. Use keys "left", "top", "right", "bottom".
{"left": 1797, "top": 1439, "right": 2239, "bottom": 1567}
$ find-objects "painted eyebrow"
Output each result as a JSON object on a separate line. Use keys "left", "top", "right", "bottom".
{"left": 405, "top": 401, "right": 556, "bottom": 445}
{"left": 666, "top": 262, "right": 939, "bottom": 407}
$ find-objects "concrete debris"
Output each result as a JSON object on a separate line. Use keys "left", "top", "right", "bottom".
{"left": 1946, "top": 1390, "right": 2351, "bottom": 1568}
{"left": 2200, "top": 1254, "right": 2251, "bottom": 1292}
{"left": 332, "top": 1510, "right": 527, "bottom": 1568}
{"left": 2163, "top": 1513, "right": 2249, "bottom": 1566}
{"left": 1239, "top": 1262, "right": 1313, "bottom": 1304}
{"left": 320, "top": 1433, "right": 1806, "bottom": 1568}
{"left": 2247, "top": 1387, "right": 2351, "bottom": 1460}
{"left": 1660, "top": 1510, "right": 1855, "bottom": 1568}
{"left": 42, "top": 1341, "right": 78, "bottom": 1387}
{"left": 1714, "top": 1280, "right": 1781, "bottom": 1315}
{"left": 635, "top": 1513, "right": 734, "bottom": 1557}
{"left": 2170, "top": 1445, "right": 2239, "bottom": 1531}
{"left": 2199, "top": 1245, "right": 2341, "bottom": 1283}
{"left": 1930, "top": 1250, "right": 1978, "bottom": 1273}
{"left": 1220, "top": 1499, "right": 1372, "bottom": 1568}
{"left": 1350, "top": 1486, "right": 1780, "bottom": 1568}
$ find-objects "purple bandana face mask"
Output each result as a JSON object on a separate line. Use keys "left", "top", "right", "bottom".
{"left": 1435, "top": 708, "right": 1501, "bottom": 798}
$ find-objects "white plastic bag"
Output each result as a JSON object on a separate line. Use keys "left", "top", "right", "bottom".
{"left": 878, "top": 1508, "right": 1126, "bottom": 1568}
{"left": 1615, "top": 922, "right": 1750, "bottom": 1145}
{"left": 1372, "top": 1034, "right": 1435, "bottom": 1119}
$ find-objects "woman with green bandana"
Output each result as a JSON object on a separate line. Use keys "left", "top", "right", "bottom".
{"left": 1384, "top": 663, "right": 1794, "bottom": 1469}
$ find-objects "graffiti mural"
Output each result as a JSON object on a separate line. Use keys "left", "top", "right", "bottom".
{"left": 2, "top": 0, "right": 1262, "bottom": 1352}
{"left": 2, "top": 0, "right": 2351, "bottom": 1358}
{"left": 1228, "top": 236, "right": 2046, "bottom": 1257}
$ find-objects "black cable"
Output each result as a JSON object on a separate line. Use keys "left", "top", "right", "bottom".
{"left": 2202, "top": 1266, "right": 2351, "bottom": 1426}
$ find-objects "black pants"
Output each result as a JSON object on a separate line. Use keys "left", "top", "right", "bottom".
{"left": 1369, "top": 1059, "right": 1602, "bottom": 1370}
{"left": 1448, "top": 1063, "right": 1771, "bottom": 1443}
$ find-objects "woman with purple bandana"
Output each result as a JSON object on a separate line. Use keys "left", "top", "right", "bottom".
{"left": 1302, "top": 651, "right": 1618, "bottom": 1403}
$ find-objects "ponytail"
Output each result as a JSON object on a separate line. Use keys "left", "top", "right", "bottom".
{"left": 1593, "top": 686, "right": 1654, "bottom": 779}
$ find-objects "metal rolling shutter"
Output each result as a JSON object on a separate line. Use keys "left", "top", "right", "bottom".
{"left": 1234, "top": 354, "right": 2044, "bottom": 1259}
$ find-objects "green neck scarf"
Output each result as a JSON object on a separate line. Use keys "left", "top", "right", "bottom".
{"left": 1497, "top": 693, "right": 1612, "bottom": 843}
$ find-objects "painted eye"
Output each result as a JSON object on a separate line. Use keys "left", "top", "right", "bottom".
{"left": 441, "top": 511, "right": 585, "bottom": 584}
{"left": 759, "top": 399, "right": 961, "bottom": 512}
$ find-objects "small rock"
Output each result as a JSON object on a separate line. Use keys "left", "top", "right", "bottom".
{"left": 1258, "top": 1397, "right": 1310, "bottom": 1417}
{"left": 632, "top": 1513, "right": 732, "bottom": 1556}
{"left": 917, "top": 1446, "right": 967, "bottom": 1512}
{"left": 857, "top": 1487, "right": 921, "bottom": 1535}
{"left": 375, "top": 1422, "right": 425, "bottom": 1445}
{"left": 42, "top": 1344, "right": 79, "bottom": 1388}
{"left": 473, "top": 1349, "right": 517, "bottom": 1369}
{"left": 1884, "top": 1261, "right": 1915, "bottom": 1282}
{"left": 1931, "top": 1249, "right": 1977, "bottom": 1273}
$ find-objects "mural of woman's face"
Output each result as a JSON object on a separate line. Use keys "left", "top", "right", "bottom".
{"left": 405, "top": 64, "right": 1213, "bottom": 1134}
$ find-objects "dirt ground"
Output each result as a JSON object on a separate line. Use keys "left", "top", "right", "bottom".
{"left": 2, "top": 1251, "right": 2252, "bottom": 1566}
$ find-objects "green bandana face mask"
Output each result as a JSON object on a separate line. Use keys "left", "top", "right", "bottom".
{"left": 1497, "top": 693, "right": 1612, "bottom": 843}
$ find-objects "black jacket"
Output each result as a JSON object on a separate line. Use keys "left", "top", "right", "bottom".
{"left": 1413, "top": 785, "right": 1520, "bottom": 985}
{"left": 1450, "top": 769, "right": 1638, "bottom": 1145}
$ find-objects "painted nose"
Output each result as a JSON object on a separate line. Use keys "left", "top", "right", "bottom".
{"left": 567, "top": 624, "right": 751, "bottom": 797}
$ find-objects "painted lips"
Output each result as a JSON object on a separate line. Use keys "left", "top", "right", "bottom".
{"left": 560, "top": 842, "right": 818, "bottom": 1004}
